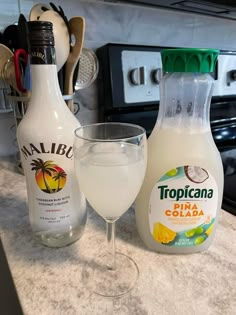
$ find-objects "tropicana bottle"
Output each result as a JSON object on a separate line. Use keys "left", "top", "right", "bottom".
{"left": 135, "top": 48, "right": 224, "bottom": 254}
{"left": 17, "top": 21, "right": 87, "bottom": 247}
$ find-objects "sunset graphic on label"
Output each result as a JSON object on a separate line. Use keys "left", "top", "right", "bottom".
{"left": 31, "top": 158, "right": 67, "bottom": 194}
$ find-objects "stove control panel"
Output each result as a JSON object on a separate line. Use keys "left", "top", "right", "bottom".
{"left": 121, "top": 50, "right": 162, "bottom": 103}
{"left": 213, "top": 53, "right": 236, "bottom": 96}
{"left": 120, "top": 49, "right": 236, "bottom": 99}
{"left": 97, "top": 44, "right": 236, "bottom": 114}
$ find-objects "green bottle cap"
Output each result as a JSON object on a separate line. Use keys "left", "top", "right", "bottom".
{"left": 161, "top": 48, "right": 219, "bottom": 73}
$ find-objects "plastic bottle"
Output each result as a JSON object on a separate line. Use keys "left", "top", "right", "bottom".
{"left": 135, "top": 48, "right": 223, "bottom": 254}
{"left": 17, "top": 21, "right": 86, "bottom": 247}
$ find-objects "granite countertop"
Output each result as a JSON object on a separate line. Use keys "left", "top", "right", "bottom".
{"left": 0, "top": 157, "right": 236, "bottom": 315}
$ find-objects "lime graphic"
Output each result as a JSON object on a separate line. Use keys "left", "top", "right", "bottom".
{"left": 31, "top": 158, "right": 67, "bottom": 194}
{"left": 166, "top": 168, "right": 178, "bottom": 177}
{"left": 194, "top": 226, "right": 204, "bottom": 235}
{"left": 185, "top": 226, "right": 204, "bottom": 238}
{"left": 184, "top": 166, "right": 209, "bottom": 183}
{"left": 185, "top": 229, "right": 195, "bottom": 238}
{"left": 194, "top": 236, "right": 205, "bottom": 245}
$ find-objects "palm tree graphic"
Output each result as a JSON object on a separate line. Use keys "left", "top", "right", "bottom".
{"left": 31, "top": 158, "right": 57, "bottom": 194}
{"left": 52, "top": 170, "right": 67, "bottom": 192}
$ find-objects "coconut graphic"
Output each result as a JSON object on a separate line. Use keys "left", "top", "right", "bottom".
{"left": 184, "top": 165, "right": 209, "bottom": 183}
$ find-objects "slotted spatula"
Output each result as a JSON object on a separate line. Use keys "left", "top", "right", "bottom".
{"left": 64, "top": 16, "right": 85, "bottom": 113}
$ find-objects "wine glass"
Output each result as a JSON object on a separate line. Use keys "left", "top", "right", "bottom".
{"left": 74, "top": 122, "right": 147, "bottom": 297}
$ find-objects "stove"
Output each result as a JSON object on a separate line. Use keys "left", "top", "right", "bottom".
{"left": 97, "top": 43, "right": 236, "bottom": 215}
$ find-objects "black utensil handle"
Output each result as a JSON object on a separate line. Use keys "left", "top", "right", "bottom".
{"left": 49, "top": 2, "right": 58, "bottom": 13}
{"left": 58, "top": 66, "right": 64, "bottom": 94}
{"left": 73, "top": 60, "right": 80, "bottom": 93}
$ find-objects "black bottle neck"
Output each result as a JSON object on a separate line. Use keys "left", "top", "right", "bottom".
{"left": 30, "top": 46, "right": 56, "bottom": 65}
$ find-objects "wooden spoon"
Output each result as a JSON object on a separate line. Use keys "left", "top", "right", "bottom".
{"left": 64, "top": 16, "right": 85, "bottom": 113}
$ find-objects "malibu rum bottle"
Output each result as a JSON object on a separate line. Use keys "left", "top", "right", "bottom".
{"left": 17, "top": 21, "right": 87, "bottom": 247}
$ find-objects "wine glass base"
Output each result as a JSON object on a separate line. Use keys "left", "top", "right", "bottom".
{"left": 82, "top": 252, "right": 139, "bottom": 298}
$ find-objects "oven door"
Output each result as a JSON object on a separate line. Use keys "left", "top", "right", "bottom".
{"left": 103, "top": 106, "right": 158, "bottom": 137}
{"left": 211, "top": 98, "right": 236, "bottom": 215}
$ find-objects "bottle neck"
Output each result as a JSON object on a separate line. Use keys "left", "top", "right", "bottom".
{"left": 157, "top": 72, "right": 214, "bottom": 132}
{"left": 30, "top": 64, "right": 61, "bottom": 99}
{"left": 29, "top": 45, "right": 62, "bottom": 101}
{"left": 30, "top": 46, "right": 56, "bottom": 65}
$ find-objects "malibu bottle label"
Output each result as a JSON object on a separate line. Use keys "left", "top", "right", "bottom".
{"left": 21, "top": 142, "right": 73, "bottom": 160}
{"left": 20, "top": 142, "right": 84, "bottom": 230}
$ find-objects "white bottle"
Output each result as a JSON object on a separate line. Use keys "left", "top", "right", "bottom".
{"left": 17, "top": 21, "right": 86, "bottom": 247}
{"left": 135, "top": 48, "right": 224, "bottom": 254}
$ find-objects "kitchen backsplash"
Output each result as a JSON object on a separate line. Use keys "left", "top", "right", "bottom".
{"left": 2, "top": 0, "right": 236, "bottom": 125}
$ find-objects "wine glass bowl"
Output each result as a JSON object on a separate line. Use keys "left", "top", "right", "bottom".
{"left": 74, "top": 122, "right": 147, "bottom": 297}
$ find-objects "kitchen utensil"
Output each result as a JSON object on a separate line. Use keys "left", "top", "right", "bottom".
{"left": 29, "top": 3, "right": 51, "bottom": 21}
{"left": 64, "top": 16, "right": 85, "bottom": 112}
{"left": 49, "top": 2, "right": 68, "bottom": 26}
{"left": 13, "top": 49, "right": 28, "bottom": 93}
{"left": 2, "top": 25, "right": 19, "bottom": 51}
{"left": 48, "top": 2, "right": 69, "bottom": 93}
{"left": 0, "top": 44, "right": 15, "bottom": 88}
{"left": 39, "top": 10, "right": 70, "bottom": 71}
{"left": 17, "top": 15, "right": 31, "bottom": 92}
{"left": 0, "top": 44, "right": 13, "bottom": 74}
{"left": 0, "top": 44, "right": 29, "bottom": 96}
{"left": 18, "top": 14, "right": 28, "bottom": 52}
{"left": 74, "top": 48, "right": 99, "bottom": 91}
{"left": 58, "top": 64, "right": 65, "bottom": 93}
{"left": 23, "top": 59, "right": 31, "bottom": 91}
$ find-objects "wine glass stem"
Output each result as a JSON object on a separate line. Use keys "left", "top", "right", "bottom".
{"left": 106, "top": 221, "right": 116, "bottom": 270}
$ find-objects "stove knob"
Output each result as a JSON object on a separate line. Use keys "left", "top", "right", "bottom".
{"left": 227, "top": 70, "right": 236, "bottom": 86}
{"left": 230, "top": 70, "right": 236, "bottom": 81}
{"left": 151, "top": 68, "right": 163, "bottom": 84}
{"left": 129, "top": 66, "right": 146, "bottom": 85}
